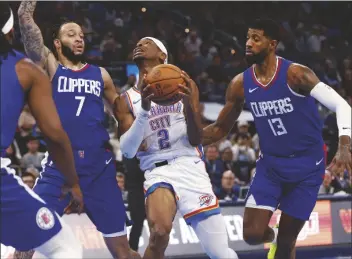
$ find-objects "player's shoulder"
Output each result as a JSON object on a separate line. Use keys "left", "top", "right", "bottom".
{"left": 16, "top": 57, "right": 46, "bottom": 75}
{"left": 287, "top": 62, "right": 315, "bottom": 85}
{"left": 124, "top": 86, "right": 141, "bottom": 101}
{"left": 229, "top": 73, "right": 244, "bottom": 88}
{"left": 16, "top": 58, "right": 49, "bottom": 92}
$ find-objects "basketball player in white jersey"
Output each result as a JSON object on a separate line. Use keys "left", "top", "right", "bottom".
{"left": 115, "top": 37, "right": 238, "bottom": 259}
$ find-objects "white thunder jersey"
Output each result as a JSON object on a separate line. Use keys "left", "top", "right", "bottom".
{"left": 125, "top": 87, "right": 204, "bottom": 171}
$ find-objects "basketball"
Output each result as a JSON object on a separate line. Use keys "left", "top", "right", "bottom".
{"left": 145, "top": 64, "right": 185, "bottom": 106}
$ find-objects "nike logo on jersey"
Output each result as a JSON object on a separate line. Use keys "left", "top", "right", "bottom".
{"left": 133, "top": 99, "right": 141, "bottom": 104}
{"left": 342, "top": 127, "right": 350, "bottom": 130}
{"left": 106, "top": 158, "right": 113, "bottom": 165}
{"left": 316, "top": 157, "right": 324, "bottom": 165}
{"left": 194, "top": 160, "right": 202, "bottom": 164}
{"left": 249, "top": 87, "right": 259, "bottom": 93}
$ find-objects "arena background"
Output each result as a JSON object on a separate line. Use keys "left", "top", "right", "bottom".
{"left": 2, "top": 1, "right": 351, "bottom": 258}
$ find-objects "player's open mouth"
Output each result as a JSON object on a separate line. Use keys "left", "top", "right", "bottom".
{"left": 134, "top": 49, "right": 144, "bottom": 55}
{"left": 245, "top": 50, "right": 253, "bottom": 55}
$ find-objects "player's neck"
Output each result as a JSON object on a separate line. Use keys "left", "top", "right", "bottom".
{"left": 254, "top": 54, "right": 277, "bottom": 77}
{"left": 58, "top": 55, "right": 85, "bottom": 70}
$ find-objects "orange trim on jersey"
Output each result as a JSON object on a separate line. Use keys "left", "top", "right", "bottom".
{"left": 195, "top": 146, "right": 202, "bottom": 158}
{"left": 184, "top": 199, "right": 219, "bottom": 219}
{"left": 125, "top": 91, "right": 134, "bottom": 114}
{"left": 132, "top": 87, "right": 140, "bottom": 93}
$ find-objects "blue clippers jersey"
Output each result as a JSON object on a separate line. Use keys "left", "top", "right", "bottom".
{"left": 0, "top": 51, "right": 25, "bottom": 154}
{"left": 51, "top": 64, "right": 109, "bottom": 149}
{"left": 243, "top": 57, "right": 323, "bottom": 157}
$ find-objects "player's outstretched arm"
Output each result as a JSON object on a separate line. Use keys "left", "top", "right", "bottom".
{"left": 17, "top": 59, "right": 79, "bottom": 188}
{"left": 18, "top": 0, "right": 57, "bottom": 75}
{"left": 202, "top": 74, "right": 245, "bottom": 146}
{"left": 287, "top": 64, "right": 351, "bottom": 175}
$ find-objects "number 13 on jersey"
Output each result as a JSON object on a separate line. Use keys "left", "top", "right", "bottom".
{"left": 75, "top": 96, "right": 86, "bottom": 116}
{"left": 268, "top": 118, "right": 288, "bottom": 136}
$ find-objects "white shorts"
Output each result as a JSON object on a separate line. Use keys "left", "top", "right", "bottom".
{"left": 144, "top": 156, "right": 220, "bottom": 225}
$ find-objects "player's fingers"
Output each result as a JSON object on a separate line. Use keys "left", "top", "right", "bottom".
{"left": 180, "top": 74, "right": 191, "bottom": 86}
{"left": 178, "top": 92, "right": 187, "bottom": 98}
{"left": 178, "top": 84, "right": 191, "bottom": 94}
{"left": 76, "top": 200, "right": 84, "bottom": 214}
{"left": 64, "top": 201, "right": 74, "bottom": 215}
{"left": 145, "top": 93, "right": 155, "bottom": 101}
{"left": 142, "top": 84, "right": 152, "bottom": 92}
{"left": 181, "top": 70, "right": 191, "bottom": 79}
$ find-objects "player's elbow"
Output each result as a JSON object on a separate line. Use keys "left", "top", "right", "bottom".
{"left": 119, "top": 134, "right": 137, "bottom": 159}
{"left": 121, "top": 148, "right": 136, "bottom": 159}
{"left": 40, "top": 122, "right": 66, "bottom": 144}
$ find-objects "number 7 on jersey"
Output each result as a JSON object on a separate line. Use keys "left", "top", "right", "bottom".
{"left": 75, "top": 96, "right": 86, "bottom": 116}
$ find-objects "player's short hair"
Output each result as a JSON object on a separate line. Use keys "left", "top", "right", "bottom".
{"left": 249, "top": 18, "right": 281, "bottom": 41}
{"left": 51, "top": 18, "right": 80, "bottom": 40}
{"left": 0, "top": 2, "right": 13, "bottom": 57}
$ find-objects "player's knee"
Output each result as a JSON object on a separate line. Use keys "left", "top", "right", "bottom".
{"left": 243, "top": 226, "right": 265, "bottom": 245}
{"left": 148, "top": 221, "right": 172, "bottom": 249}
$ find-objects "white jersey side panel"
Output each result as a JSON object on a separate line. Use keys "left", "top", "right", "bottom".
{"left": 125, "top": 87, "right": 204, "bottom": 171}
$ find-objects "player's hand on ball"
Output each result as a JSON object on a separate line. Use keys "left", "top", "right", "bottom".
{"left": 178, "top": 71, "right": 199, "bottom": 104}
{"left": 141, "top": 74, "right": 154, "bottom": 111}
{"left": 327, "top": 144, "right": 352, "bottom": 178}
{"left": 61, "top": 183, "right": 85, "bottom": 214}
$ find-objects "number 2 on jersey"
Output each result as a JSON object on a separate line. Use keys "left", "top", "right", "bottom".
{"left": 157, "top": 129, "right": 171, "bottom": 150}
{"left": 268, "top": 118, "right": 287, "bottom": 136}
{"left": 75, "top": 96, "right": 86, "bottom": 116}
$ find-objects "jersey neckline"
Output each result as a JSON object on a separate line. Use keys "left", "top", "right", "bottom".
{"left": 251, "top": 56, "right": 282, "bottom": 90}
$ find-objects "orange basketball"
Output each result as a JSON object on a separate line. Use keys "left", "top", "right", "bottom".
{"left": 145, "top": 64, "right": 185, "bottom": 106}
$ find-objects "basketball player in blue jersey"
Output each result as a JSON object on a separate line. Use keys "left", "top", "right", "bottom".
{"left": 202, "top": 19, "right": 351, "bottom": 259}
{"left": 16, "top": 1, "right": 140, "bottom": 259}
{"left": 115, "top": 37, "right": 238, "bottom": 259}
{"left": 0, "top": 4, "right": 83, "bottom": 257}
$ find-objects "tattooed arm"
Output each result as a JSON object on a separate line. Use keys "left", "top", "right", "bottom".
{"left": 18, "top": 0, "right": 58, "bottom": 76}
{"left": 202, "top": 73, "right": 245, "bottom": 146}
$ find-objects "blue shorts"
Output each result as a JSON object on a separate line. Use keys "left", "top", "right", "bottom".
{"left": 245, "top": 148, "right": 325, "bottom": 220}
{"left": 34, "top": 148, "right": 127, "bottom": 236}
{"left": 1, "top": 160, "right": 62, "bottom": 251}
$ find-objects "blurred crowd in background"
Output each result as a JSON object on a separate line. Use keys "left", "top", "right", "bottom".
{"left": 6, "top": 1, "right": 352, "bottom": 203}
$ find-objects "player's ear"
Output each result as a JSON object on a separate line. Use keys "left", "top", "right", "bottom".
{"left": 160, "top": 52, "right": 166, "bottom": 63}
{"left": 53, "top": 39, "right": 61, "bottom": 50}
{"left": 270, "top": 40, "right": 278, "bottom": 50}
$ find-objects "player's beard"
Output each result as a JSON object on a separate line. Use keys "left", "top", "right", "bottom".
{"left": 245, "top": 49, "right": 268, "bottom": 65}
{"left": 61, "top": 41, "right": 85, "bottom": 63}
